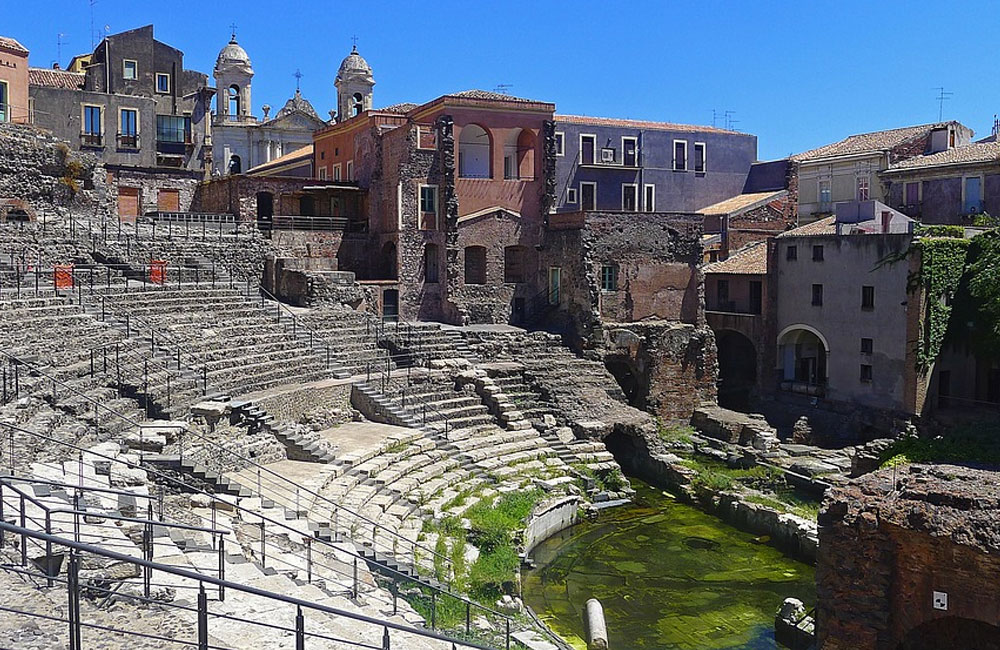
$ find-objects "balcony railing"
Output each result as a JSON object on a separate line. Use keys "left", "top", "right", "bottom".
{"left": 779, "top": 379, "right": 826, "bottom": 397}
{"left": 116, "top": 133, "right": 140, "bottom": 149}
{"left": 708, "top": 301, "right": 762, "bottom": 315}
{"left": 80, "top": 132, "right": 103, "bottom": 147}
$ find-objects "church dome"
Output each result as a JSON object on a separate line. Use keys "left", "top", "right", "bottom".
{"left": 215, "top": 38, "right": 253, "bottom": 74}
{"left": 336, "top": 46, "right": 373, "bottom": 83}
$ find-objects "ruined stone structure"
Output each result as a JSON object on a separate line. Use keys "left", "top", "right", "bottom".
{"left": 817, "top": 464, "right": 1000, "bottom": 650}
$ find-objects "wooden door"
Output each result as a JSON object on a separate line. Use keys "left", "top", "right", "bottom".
{"left": 157, "top": 189, "right": 180, "bottom": 212}
{"left": 118, "top": 187, "right": 140, "bottom": 219}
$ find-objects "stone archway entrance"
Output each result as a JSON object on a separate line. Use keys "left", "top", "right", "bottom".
{"left": 717, "top": 330, "right": 757, "bottom": 411}
{"left": 605, "top": 358, "right": 644, "bottom": 408}
{"left": 778, "top": 325, "right": 829, "bottom": 395}
{"left": 898, "top": 617, "right": 1000, "bottom": 650}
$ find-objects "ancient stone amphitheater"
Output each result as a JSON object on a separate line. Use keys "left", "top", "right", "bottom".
{"left": 0, "top": 183, "right": 652, "bottom": 647}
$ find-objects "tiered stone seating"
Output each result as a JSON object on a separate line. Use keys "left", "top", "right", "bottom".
{"left": 298, "top": 305, "right": 392, "bottom": 377}
{"left": 383, "top": 322, "right": 478, "bottom": 365}
{"left": 98, "top": 286, "right": 335, "bottom": 398}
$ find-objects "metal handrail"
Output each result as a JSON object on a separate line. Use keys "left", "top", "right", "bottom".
{"left": 0, "top": 521, "right": 502, "bottom": 650}
{"left": 1, "top": 349, "right": 454, "bottom": 576}
{"left": 0, "top": 418, "right": 513, "bottom": 635}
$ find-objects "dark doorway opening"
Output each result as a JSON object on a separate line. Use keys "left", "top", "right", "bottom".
{"left": 256, "top": 192, "right": 274, "bottom": 220}
{"left": 717, "top": 330, "right": 757, "bottom": 411}
{"left": 605, "top": 358, "right": 644, "bottom": 408}
{"left": 382, "top": 289, "right": 399, "bottom": 322}
{"left": 897, "top": 617, "right": 1000, "bottom": 650}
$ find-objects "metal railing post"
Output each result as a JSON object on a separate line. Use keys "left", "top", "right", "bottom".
{"left": 431, "top": 591, "right": 436, "bottom": 629}
{"left": 306, "top": 536, "right": 312, "bottom": 584}
{"left": 18, "top": 494, "right": 26, "bottom": 566}
{"left": 353, "top": 557, "right": 359, "bottom": 598}
{"left": 259, "top": 520, "right": 265, "bottom": 567}
{"left": 45, "top": 511, "right": 53, "bottom": 587}
{"left": 382, "top": 627, "right": 391, "bottom": 650}
{"left": 197, "top": 583, "right": 209, "bottom": 650}
{"left": 295, "top": 606, "right": 305, "bottom": 650}
{"left": 218, "top": 535, "right": 226, "bottom": 601}
{"left": 67, "top": 551, "right": 82, "bottom": 650}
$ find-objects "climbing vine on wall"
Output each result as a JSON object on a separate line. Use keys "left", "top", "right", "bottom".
{"left": 961, "top": 229, "right": 1000, "bottom": 356}
{"left": 912, "top": 236, "right": 970, "bottom": 371}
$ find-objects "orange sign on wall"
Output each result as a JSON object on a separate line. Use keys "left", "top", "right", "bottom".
{"left": 150, "top": 260, "right": 167, "bottom": 285}
{"left": 54, "top": 264, "right": 74, "bottom": 289}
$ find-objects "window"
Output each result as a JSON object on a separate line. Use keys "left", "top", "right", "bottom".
{"left": 811, "top": 284, "right": 823, "bottom": 306}
{"left": 622, "top": 184, "right": 637, "bottom": 211}
{"left": 857, "top": 175, "right": 870, "bottom": 201}
{"left": 861, "top": 285, "right": 875, "bottom": 310}
{"left": 750, "top": 281, "right": 762, "bottom": 314}
{"left": 346, "top": 160, "right": 354, "bottom": 181}
{"left": 504, "top": 246, "right": 526, "bottom": 283}
{"left": 82, "top": 105, "right": 103, "bottom": 145}
{"left": 118, "top": 108, "right": 138, "bottom": 148}
{"left": 693, "top": 142, "right": 706, "bottom": 172}
{"left": 786, "top": 245, "right": 798, "bottom": 261}
{"left": 673, "top": 140, "right": 687, "bottom": 171}
{"left": 819, "top": 180, "right": 832, "bottom": 206}
{"left": 622, "top": 137, "right": 638, "bottom": 167}
{"left": 123, "top": 60, "right": 137, "bottom": 80}
{"left": 601, "top": 264, "right": 618, "bottom": 291}
{"left": 717, "top": 279, "right": 729, "bottom": 307}
{"left": 459, "top": 124, "right": 491, "bottom": 178}
{"left": 419, "top": 185, "right": 438, "bottom": 230}
{"left": 156, "top": 115, "right": 190, "bottom": 143}
{"left": 156, "top": 73, "right": 170, "bottom": 93}
{"left": 580, "top": 182, "right": 597, "bottom": 211}
{"left": 905, "top": 181, "right": 920, "bottom": 206}
{"left": 0, "top": 81, "right": 8, "bottom": 123}
{"left": 964, "top": 176, "right": 982, "bottom": 213}
{"left": 320, "top": 150, "right": 325, "bottom": 160}
{"left": 424, "top": 244, "right": 439, "bottom": 283}
{"left": 228, "top": 85, "right": 241, "bottom": 117}
{"left": 643, "top": 184, "right": 655, "bottom": 212}
{"left": 333, "top": 163, "right": 342, "bottom": 181}
{"left": 554, "top": 132, "right": 565, "bottom": 156}
{"left": 504, "top": 151, "right": 516, "bottom": 179}
{"left": 580, "top": 134, "right": 596, "bottom": 165}
{"left": 812, "top": 245, "right": 824, "bottom": 261}
{"left": 464, "top": 246, "right": 487, "bottom": 285}
{"left": 861, "top": 338, "right": 874, "bottom": 354}
{"left": 860, "top": 364, "right": 873, "bottom": 383}
{"left": 566, "top": 188, "right": 578, "bottom": 204}
{"left": 318, "top": 166, "right": 328, "bottom": 180}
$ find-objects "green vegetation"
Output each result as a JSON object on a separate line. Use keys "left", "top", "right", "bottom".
{"left": 571, "top": 463, "right": 628, "bottom": 492}
{"left": 961, "top": 228, "right": 1000, "bottom": 356}
{"left": 912, "top": 236, "right": 971, "bottom": 370}
{"left": 680, "top": 457, "right": 786, "bottom": 493}
{"left": 464, "top": 489, "right": 544, "bottom": 600}
{"left": 657, "top": 423, "right": 695, "bottom": 445}
{"left": 970, "top": 212, "right": 999, "bottom": 228}
{"left": 915, "top": 224, "right": 966, "bottom": 239}
{"left": 878, "top": 423, "right": 1000, "bottom": 469}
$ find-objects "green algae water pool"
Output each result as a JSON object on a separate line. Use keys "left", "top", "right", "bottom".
{"left": 523, "top": 480, "right": 815, "bottom": 649}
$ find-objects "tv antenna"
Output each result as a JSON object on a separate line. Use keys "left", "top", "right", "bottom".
{"left": 89, "top": 0, "right": 97, "bottom": 49}
{"left": 57, "top": 33, "right": 68, "bottom": 66}
{"left": 934, "top": 87, "right": 953, "bottom": 122}
{"left": 724, "top": 110, "right": 739, "bottom": 131}
{"left": 494, "top": 83, "right": 513, "bottom": 95}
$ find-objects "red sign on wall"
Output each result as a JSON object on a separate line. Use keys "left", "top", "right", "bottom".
{"left": 150, "top": 260, "right": 167, "bottom": 285}
{"left": 54, "top": 264, "right": 74, "bottom": 289}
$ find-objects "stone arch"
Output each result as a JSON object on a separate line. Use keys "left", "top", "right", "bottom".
{"left": 381, "top": 241, "right": 397, "bottom": 280}
{"left": 228, "top": 84, "right": 241, "bottom": 117}
{"left": 516, "top": 128, "right": 535, "bottom": 179}
{"left": 458, "top": 123, "right": 491, "bottom": 179}
{"left": 897, "top": 617, "right": 1000, "bottom": 650}
{"left": 716, "top": 329, "right": 757, "bottom": 411}
{"left": 228, "top": 154, "right": 242, "bottom": 175}
{"left": 777, "top": 324, "right": 829, "bottom": 389}
{"left": 605, "top": 357, "right": 644, "bottom": 408}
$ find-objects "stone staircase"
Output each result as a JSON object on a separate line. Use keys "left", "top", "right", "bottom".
{"left": 382, "top": 322, "right": 478, "bottom": 366}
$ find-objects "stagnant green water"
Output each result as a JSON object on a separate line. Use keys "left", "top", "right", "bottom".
{"left": 523, "top": 480, "right": 815, "bottom": 649}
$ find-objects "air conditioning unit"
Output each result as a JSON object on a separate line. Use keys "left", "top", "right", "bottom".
{"left": 601, "top": 148, "right": 615, "bottom": 163}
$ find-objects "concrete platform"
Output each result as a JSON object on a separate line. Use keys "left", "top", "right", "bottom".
{"left": 316, "top": 421, "right": 415, "bottom": 458}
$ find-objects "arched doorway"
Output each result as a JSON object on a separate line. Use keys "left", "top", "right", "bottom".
{"left": 897, "top": 617, "right": 1000, "bottom": 650}
{"left": 777, "top": 325, "right": 829, "bottom": 395}
{"left": 228, "top": 154, "right": 242, "bottom": 175}
{"left": 458, "top": 124, "right": 491, "bottom": 178}
{"left": 381, "top": 241, "right": 398, "bottom": 280}
{"left": 717, "top": 330, "right": 757, "bottom": 411}
{"left": 605, "top": 358, "right": 644, "bottom": 408}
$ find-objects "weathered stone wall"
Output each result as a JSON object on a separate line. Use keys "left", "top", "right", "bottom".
{"left": 817, "top": 464, "right": 1000, "bottom": 650}
{"left": 0, "top": 123, "right": 100, "bottom": 209}
{"left": 254, "top": 383, "right": 353, "bottom": 427}
{"left": 105, "top": 166, "right": 201, "bottom": 218}
{"left": 602, "top": 322, "right": 718, "bottom": 422}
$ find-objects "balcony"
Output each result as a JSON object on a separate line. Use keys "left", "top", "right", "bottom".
{"left": 779, "top": 379, "right": 826, "bottom": 397}
{"left": 116, "top": 133, "right": 140, "bottom": 150}
{"left": 80, "top": 132, "right": 103, "bottom": 147}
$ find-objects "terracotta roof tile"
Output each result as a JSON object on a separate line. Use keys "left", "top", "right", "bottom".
{"left": 776, "top": 216, "right": 837, "bottom": 237}
{"left": 704, "top": 240, "right": 768, "bottom": 275}
{"left": 247, "top": 144, "right": 312, "bottom": 173}
{"left": 446, "top": 89, "right": 540, "bottom": 103}
{"left": 0, "top": 37, "right": 28, "bottom": 55}
{"left": 28, "top": 67, "right": 85, "bottom": 90}
{"left": 699, "top": 190, "right": 787, "bottom": 215}
{"left": 791, "top": 123, "right": 955, "bottom": 161}
{"left": 886, "top": 141, "right": 1000, "bottom": 171}
{"left": 556, "top": 114, "right": 741, "bottom": 135}
{"left": 379, "top": 102, "right": 418, "bottom": 114}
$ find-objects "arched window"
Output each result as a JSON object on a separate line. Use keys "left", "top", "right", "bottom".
{"left": 228, "top": 85, "right": 241, "bottom": 117}
{"left": 517, "top": 129, "right": 536, "bottom": 179}
{"left": 352, "top": 92, "right": 363, "bottom": 117}
{"left": 459, "top": 124, "right": 491, "bottom": 179}
{"left": 228, "top": 154, "right": 242, "bottom": 175}
{"left": 464, "top": 246, "right": 487, "bottom": 285}
{"left": 424, "top": 243, "right": 439, "bottom": 283}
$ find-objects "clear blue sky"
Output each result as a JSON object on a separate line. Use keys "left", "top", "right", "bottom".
{"left": 7, "top": 0, "right": 1000, "bottom": 160}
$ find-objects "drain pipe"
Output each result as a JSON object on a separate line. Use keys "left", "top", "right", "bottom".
{"left": 584, "top": 598, "right": 609, "bottom": 649}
